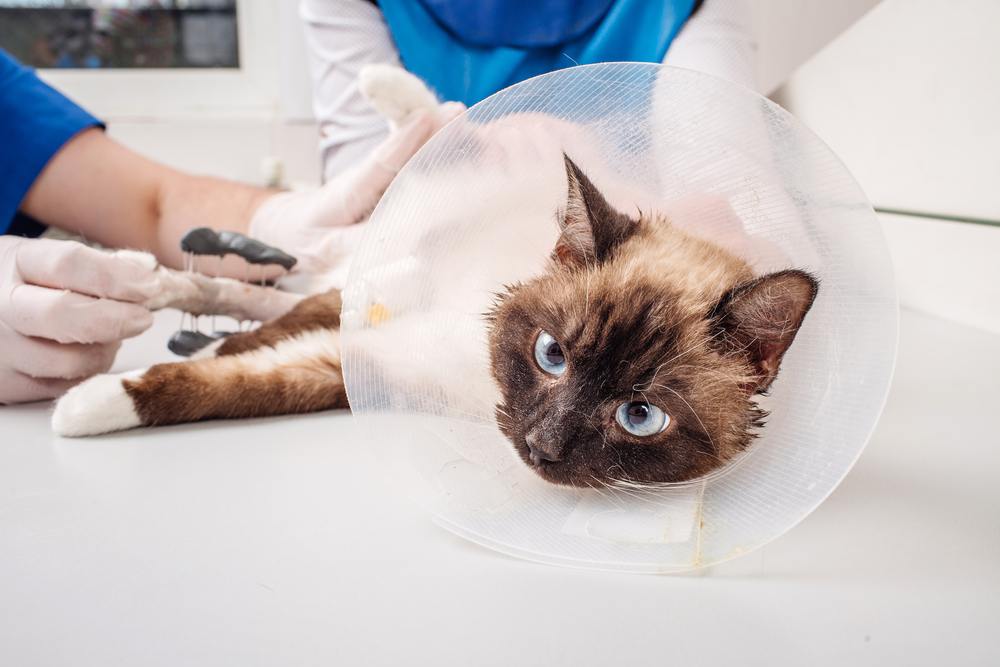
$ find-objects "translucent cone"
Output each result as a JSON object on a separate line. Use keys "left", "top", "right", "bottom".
{"left": 340, "top": 64, "right": 897, "bottom": 573}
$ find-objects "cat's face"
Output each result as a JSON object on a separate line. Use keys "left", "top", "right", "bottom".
{"left": 488, "top": 157, "right": 818, "bottom": 488}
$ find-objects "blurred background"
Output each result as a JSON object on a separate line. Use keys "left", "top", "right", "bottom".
{"left": 0, "top": 0, "right": 239, "bottom": 68}
{"left": 1, "top": 0, "right": 997, "bottom": 332}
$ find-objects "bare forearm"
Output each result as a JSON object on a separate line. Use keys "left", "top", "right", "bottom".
{"left": 20, "top": 128, "right": 276, "bottom": 273}
{"left": 21, "top": 129, "right": 162, "bottom": 249}
{"left": 154, "top": 171, "right": 275, "bottom": 270}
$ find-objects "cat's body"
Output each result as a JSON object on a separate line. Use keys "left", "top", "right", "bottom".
{"left": 52, "top": 67, "right": 818, "bottom": 488}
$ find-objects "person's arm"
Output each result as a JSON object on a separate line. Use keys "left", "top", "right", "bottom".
{"left": 300, "top": 0, "right": 402, "bottom": 180}
{"left": 18, "top": 107, "right": 445, "bottom": 277}
{"left": 18, "top": 127, "right": 274, "bottom": 272}
{"left": 663, "top": 0, "right": 758, "bottom": 92}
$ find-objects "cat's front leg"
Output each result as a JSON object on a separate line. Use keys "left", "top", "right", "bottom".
{"left": 144, "top": 266, "right": 304, "bottom": 323}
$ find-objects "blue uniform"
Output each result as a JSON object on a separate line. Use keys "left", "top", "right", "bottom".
{"left": 378, "top": 0, "right": 698, "bottom": 107}
{"left": 0, "top": 50, "right": 102, "bottom": 237}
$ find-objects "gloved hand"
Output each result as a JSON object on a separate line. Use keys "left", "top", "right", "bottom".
{"left": 249, "top": 104, "right": 464, "bottom": 274}
{"left": 0, "top": 236, "right": 159, "bottom": 404}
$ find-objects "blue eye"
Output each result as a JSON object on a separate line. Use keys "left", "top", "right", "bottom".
{"left": 533, "top": 330, "right": 566, "bottom": 376}
{"left": 616, "top": 401, "right": 670, "bottom": 437}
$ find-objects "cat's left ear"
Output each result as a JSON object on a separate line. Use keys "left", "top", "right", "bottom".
{"left": 553, "top": 154, "right": 638, "bottom": 269}
{"left": 710, "top": 269, "right": 819, "bottom": 393}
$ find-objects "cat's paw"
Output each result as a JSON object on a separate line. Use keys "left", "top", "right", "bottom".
{"left": 359, "top": 64, "right": 439, "bottom": 125}
{"left": 51, "top": 371, "right": 143, "bottom": 437}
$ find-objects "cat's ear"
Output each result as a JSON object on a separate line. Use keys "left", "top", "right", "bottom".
{"left": 553, "top": 155, "right": 638, "bottom": 269}
{"left": 710, "top": 270, "right": 819, "bottom": 393}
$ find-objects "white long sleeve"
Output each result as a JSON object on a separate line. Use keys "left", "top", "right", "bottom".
{"left": 663, "top": 0, "right": 758, "bottom": 92}
{"left": 300, "top": 0, "right": 402, "bottom": 181}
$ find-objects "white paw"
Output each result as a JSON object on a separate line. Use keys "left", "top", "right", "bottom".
{"left": 52, "top": 371, "right": 143, "bottom": 437}
{"left": 359, "top": 64, "right": 439, "bottom": 125}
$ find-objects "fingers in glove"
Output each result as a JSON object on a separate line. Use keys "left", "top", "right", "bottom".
{"left": 314, "top": 223, "right": 369, "bottom": 268}
{"left": 366, "top": 109, "right": 436, "bottom": 176}
{"left": 0, "top": 372, "right": 78, "bottom": 405}
{"left": 8, "top": 334, "right": 120, "bottom": 380}
{"left": 5, "top": 284, "right": 153, "bottom": 344}
{"left": 331, "top": 111, "right": 436, "bottom": 224}
{"left": 15, "top": 239, "right": 160, "bottom": 303}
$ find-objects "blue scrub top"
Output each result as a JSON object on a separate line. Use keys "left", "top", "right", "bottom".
{"left": 0, "top": 49, "right": 102, "bottom": 237}
{"left": 378, "top": 0, "right": 698, "bottom": 107}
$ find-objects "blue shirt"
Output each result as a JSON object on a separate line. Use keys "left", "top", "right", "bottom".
{"left": 0, "top": 49, "right": 102, "bottom": 237}
{"left": 378, "top": 0, "right": 697, "bottom": 107}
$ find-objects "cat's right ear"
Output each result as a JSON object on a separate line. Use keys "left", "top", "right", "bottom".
{"left": 709, "top": 269, "right": 819, "bottom": 393}
{"left": 553, "top": 155, "right": 638, "bottom": 269}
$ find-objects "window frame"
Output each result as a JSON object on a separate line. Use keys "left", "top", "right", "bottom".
{"left": 34, "top": 0, "right": 280, "bottom": 119}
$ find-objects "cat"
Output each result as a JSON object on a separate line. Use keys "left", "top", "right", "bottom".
{"left": 51, "top": 66, "right": 818, "bottom": 489}
{"left": 53, "top": 154, "right": 817, "bottom": 488}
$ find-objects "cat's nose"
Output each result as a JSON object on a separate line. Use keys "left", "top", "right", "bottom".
{"left": 525, "top": 433, "right": 561, "bottom": 465}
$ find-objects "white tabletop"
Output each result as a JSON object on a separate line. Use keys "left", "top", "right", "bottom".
{"left": 1, "top": 307, "right": 997, "bottom": 666}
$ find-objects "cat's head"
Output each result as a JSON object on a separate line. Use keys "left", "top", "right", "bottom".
{"left": 487, "top": 156, "right": 818, "bottom": 488}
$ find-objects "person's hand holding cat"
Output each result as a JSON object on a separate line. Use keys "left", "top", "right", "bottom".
{"left": 249, "top": 103, "right": 463, "bottom": 275}
{"left": 0, "top": 236, "right": 159, "bottom": 404}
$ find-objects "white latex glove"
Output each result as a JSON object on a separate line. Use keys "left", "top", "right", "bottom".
{"left": 0, "top": 237, "right": 158, "bottom": 404}
{"left": 249, "top": 104, "right": 463, "bottom": 276}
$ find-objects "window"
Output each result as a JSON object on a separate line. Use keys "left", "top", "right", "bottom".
{"left": 0, "top": 1, "right": 286, "bottom": 118}
{"left": 0, "top": 0, "right": 239, "bottom": 69}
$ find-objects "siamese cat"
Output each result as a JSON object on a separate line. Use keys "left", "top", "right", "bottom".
{"left": 52, "top": 68, "right": 817, "bottom": 488}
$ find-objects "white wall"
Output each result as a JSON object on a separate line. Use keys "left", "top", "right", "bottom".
{"left": 776, "top": 0, "right": 1000, "bottom": 333}
{"left": 751, "top": 0, "right": 880, "bottom": 94}
{"left": 880, "top": 213, "right": 1000, "bottom": 334}
{"left": 776, "top": 0, "right": 1000, "bottom": 221}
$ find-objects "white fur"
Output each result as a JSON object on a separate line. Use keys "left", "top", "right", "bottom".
{"left": 52, "top": 370, "right": 144, "bottom": 437}
{"left": 235, "top": 328, "right": 341, "bottom": 374}
{"left": 359, "top": 64, "right": 439, "bottom": 126}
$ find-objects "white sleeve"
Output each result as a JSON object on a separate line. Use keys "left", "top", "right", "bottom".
{"left": 300, "top": 0, "right": 401, "bottom": 181}
{"left": 663, "top": 0, "right": 759, "bottom": 92}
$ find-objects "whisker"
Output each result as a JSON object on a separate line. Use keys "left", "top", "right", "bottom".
{"left": 587, "top": 475, "right": 626, "bottom": 508}
{"left": 656, "top": 384, "right": 717, "bottom": 454}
